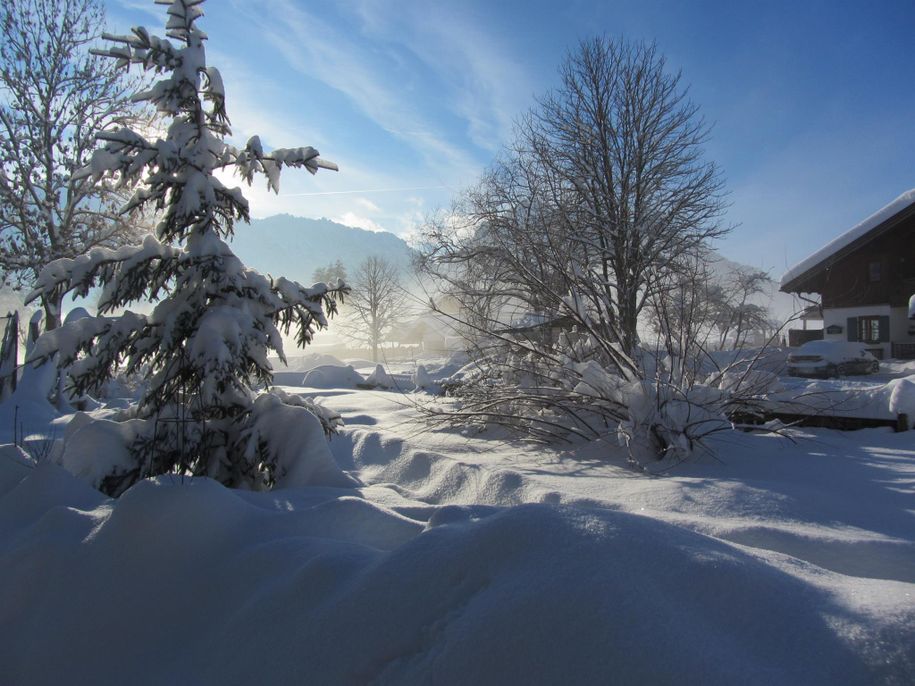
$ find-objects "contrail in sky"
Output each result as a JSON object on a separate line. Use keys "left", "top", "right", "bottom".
{"left": 282, "top": 186, "right": 448, "bottom": 197}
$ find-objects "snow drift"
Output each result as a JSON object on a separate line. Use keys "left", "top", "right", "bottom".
{"left": 1, "top": 451, "right": 911, "bottom": 685}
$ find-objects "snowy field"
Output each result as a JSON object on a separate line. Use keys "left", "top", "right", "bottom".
{"left": 1, "top": 358, "right": 914, "bottom": 684}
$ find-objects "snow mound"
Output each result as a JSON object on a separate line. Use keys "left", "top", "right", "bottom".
{"left": 302, "top": 364, "right": 364, "bottom": 389}
{"left": 888, "top": 375, "right": 915, "bottom": 418}
{"left": 767, "top": 376, "right": 910, "bottom": 420}
{"left": 0, "top": 456, "right": 910, "bottom": 685}
{"left": 245, "top": 394, "right": 357, "bottom": 489}
{"left": 344, "top": 358, "right": 377, "bottom": 370}
{"left": 272, "top": 352, "right": 346, "bottom": 372}
{"left": 718, "top": 369, "right": 783, "bottom": 395}
{"left": 412, "top": 364, "right": 431, "bottom": 389}
{"left": 423, "top": 351, "right": 470, "bottom": 376}
{"left": 365, "top": 364, "right": 396, "bottom": 389}
{"left": 58, "top": 412, "right": 146, "bottom": 489}
{"left": 272, "top": 353, "right": 347, "bottom": 386}
{"left": 0, "top": 445, "right": 34, "bottom": 496}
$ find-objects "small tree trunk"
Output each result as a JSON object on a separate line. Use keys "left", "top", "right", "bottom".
{"left": 0, "top": 312, "right": 18, "bottom": 401}
{"left": 42, "top": 295, "right": 61, "bottom": 332}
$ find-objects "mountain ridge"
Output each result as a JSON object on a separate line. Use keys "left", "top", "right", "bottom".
{"left": 230, "top": 215, "right": 414, "bottom": 286}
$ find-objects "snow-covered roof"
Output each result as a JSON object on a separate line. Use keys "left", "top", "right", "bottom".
{"left": 780, "top": 188, "right": 915, "bottom": 291}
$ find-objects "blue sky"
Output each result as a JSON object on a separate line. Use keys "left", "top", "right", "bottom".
{"left": 107, "top": 0, "right": 915, "bottom": 277}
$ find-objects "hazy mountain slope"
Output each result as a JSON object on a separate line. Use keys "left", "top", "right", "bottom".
{"left": 229, "top": 215, "right": 414, "bottom": 286}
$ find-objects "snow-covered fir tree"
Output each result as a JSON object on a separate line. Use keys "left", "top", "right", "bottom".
{"left": 26, "top": 0, "right": 348, "bottom": 495}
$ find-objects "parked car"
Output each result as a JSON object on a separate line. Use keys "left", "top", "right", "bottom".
{"left": 787, "top": 341, "right": 880, "bottom": 378}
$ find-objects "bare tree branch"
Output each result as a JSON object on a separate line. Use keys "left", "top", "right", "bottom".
{"left": 0, "top": 0, "right": 154, "bottom": 330}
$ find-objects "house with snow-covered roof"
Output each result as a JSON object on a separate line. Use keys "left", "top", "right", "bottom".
{"left": 389, "top": 313, "right": 465, "bottom": 354}
{"left": 780, "top": 189, "right": 915, "bottom": 359}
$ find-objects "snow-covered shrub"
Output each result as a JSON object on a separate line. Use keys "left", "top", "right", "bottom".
{"left": 564, "top": 354, "right": 731, "bottom": 465}
{"left": 617, "top": 378, "right": 730, "bottom": 466}
{"left": 25, "top": 0, "right": 347, "bottom": 495}
{"left": 417, "top": 332, "right": 757, "bottom": 463}
{"left": 366, "top": 364, "right": 395, "bottom": 389}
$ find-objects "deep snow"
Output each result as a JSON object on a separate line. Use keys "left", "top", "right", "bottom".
{"left": 1, "top": 365, "right": 913, "bottom": 684}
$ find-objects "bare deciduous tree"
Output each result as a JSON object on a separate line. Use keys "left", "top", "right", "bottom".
{"left": 647, "top": 249, "right": 714, "bottom": 364}
{"left": 0, "top": 0, "right": 150, "bottom": 330}
{"left": 528, "top": 37, "right": 727, "bottom": 356}
{"left": 414, "top": 215, "right": 515, "bottom": 345}
{"left": 422, "top": 37, "right": 727, "bottom": 367}
{"left": 648, "top": 256, "right": 775, "bottom": 359}
{"left": 416, "top": 37, "right": 740, "bottom": 463}
{"left": 344, "top": 256, "right": 409, "bottom": 362}
{"left": 708, "top": 266, "right": 774, "bottom": 350}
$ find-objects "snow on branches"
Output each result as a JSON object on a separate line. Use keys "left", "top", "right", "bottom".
{"left": 26, "top": 0, "right": 348, "bottom": 495}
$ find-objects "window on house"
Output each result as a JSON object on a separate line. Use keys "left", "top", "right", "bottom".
{"left": 868, "top": 261, "right": 882, "bottom": 282}
{"left": 859, "top": 316, "right": 881, "bottom": 343}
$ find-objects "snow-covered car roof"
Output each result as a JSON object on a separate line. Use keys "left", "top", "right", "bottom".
{"left": 791, "top": 340, "right": 875, "bottom": 361}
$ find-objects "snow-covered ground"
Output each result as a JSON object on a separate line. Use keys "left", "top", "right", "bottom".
{"left": 1, "top": 363, "right": 914, "bottom": 684}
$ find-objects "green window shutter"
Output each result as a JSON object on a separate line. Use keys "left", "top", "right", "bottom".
{"left": 879, "top": 315, "right": 890, "bottom": 343}
{"left": 847, "top": 317, "right": 858, "bottom": 342}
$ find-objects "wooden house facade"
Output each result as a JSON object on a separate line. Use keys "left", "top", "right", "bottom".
{"left": 780, "top": 190, "right": 915, "bottom": 359}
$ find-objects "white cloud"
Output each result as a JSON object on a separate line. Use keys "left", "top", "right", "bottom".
{"left": 354, "top": 197, "right": 381, "bottom": 213}
{"left": 118, "top": 1, "right": 503, "bottom": 248}
{"left": 110, "top": 0, "right": 161, "bottom": 22}
{"left": 335, "top": 212, "right": 386, "bottom": 233}
{"left": 352, "top": 1, "right": 534, "bottom": 151}
{"left": 228, "top": 0, "right": 482, "bottom": 185}
{"left": 207, "top": 49, "right": 328, "bottom": 151}
{"left": 223, "top": 0, "right": 536, "bottom": 188}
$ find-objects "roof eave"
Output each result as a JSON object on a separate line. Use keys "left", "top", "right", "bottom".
{"left": 780, "top": 201, "right": 915, "bottom": 295}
